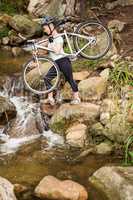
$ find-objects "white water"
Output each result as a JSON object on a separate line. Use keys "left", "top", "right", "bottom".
{"left": 0, "top": 91, "right": 64, "bottom": 155}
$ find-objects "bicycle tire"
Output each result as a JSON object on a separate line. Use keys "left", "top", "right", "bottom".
{"left": 73, "top": 21, "right": 112, "bottom": 60}
{"left": 23, "top": 56, "right": 60, "bottom": 95}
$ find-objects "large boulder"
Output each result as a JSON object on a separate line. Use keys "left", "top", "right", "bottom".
{"left": 28, "top": 0, "right": 65, "bottom": 17}
{"left": 103, "top": 113, "right": 131, "bottom": 143}
{"left": 9, "top": 15, "right": 41, "bottom": 38}
{"left": 0, "top": 176, "right": 17, "bottom": 200}
{"left": 50, "top": 103, "right": 100, "bottom": 134}
{"left": 0, "top": 96, "right": 16, "bottom": 125}
{"left": 35, "top": 175, "right": 88, "bottom": 200}
{"left": 89, "top": 166, "right": 133, "bottom": 200}
{"left": 78, "top": 77, "right": 107, "bottom": 101}
{"left": 6, "top": 109, "right": 44, "bottom": 138}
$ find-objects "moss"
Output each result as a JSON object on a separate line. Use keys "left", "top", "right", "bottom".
{"left": 0, "top": 0, "right": 29, "bottom": 15}
{"left": 0, "top": 25, "right": 10, "bottom": 39}
{"left": 72, "top": 58, "right": 103, "bottom": 72}
{"left": 49, "top": 118, "right": 69, "bottom": 135}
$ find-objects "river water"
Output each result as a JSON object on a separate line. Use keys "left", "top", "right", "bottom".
{"left": 0, "top": 50, "right": 122, "bottom": 200}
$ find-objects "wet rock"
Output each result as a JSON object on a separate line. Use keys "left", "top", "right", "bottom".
{"left": 78, "top": 77, "right": 107, "bottom": 101}
{"left": 14, "top": 183, "right": 28, "bottom": 194}
{"left": 9, "top": 15, "right": 41, "bottom": 38}
{"left": 7, "top": 112, "right": 43, "bottom": 138}
{"left": 89, "top": 166, "right": 133, "bottom": 200}
{"left": 0, "top": 176, "right": 17, "bottom": 200}
{"left": 96, "top": 142, "right": 113, "bottom": 155}
{"left": 28, "top": 0, "right": 65, "bottom": 17}
{"left": 0, "top": 96, "right": 17, "bottom": 125}
{"left": 35, "top": 175, "right": 88, "bottom": 200}
{"left": 66, "top": 124, "right": 88, "bottom": 148}
{"left": 50, "top": 103, "right": 100, "bottom": 134}
{"left": 73, "top": 71, "right": 90, "bottom": 81}
{"left": 108, "top": 20, "right": 125, "bottom": 32}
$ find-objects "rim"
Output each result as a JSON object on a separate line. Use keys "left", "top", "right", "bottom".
{"left": 75, "top": 22, "right": 111, "bottom": 59}
{"left": 23, "top": 57, "right": 60, "bottom": 95}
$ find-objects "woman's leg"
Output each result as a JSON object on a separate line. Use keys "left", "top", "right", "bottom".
{"left": 56, "top": 58, "right": 80, "bottom": 103}
{"left": 44, "top": 66, "right": 57, "bottom": 103}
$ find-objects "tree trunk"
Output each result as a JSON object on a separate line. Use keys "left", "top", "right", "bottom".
{"left": 65, "top": 0, "right": 76, "bottom": 16}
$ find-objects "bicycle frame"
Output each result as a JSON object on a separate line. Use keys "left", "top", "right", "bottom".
{"left": 34, "top": 30, "right": 96, "bottom": 58}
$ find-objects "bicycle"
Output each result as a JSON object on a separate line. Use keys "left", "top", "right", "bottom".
{"left": 22, "top": 17, "right": 112, "bottom": 95}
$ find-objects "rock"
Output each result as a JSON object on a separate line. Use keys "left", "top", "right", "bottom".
{"left": 89, "top": 166, "right": 133, "bottom": 200}
{"left": 104, "top": 114, "right": 132, "bottom": 143}
{"left": 0, "top": 14, "right": 12, "bottom": 25}
{"left": 106, "top": 0, "right": 133, "bottom": 10}
{"left": 8, "top": 29, "right": 24, "bottom": 45}
{"left": 127, "top": 109, "right": 133, "bottom": 123}
{"left": 100, "top": 68, "right": 110, "bottom": 81}
{"left": 7, "top": 111, "right": 43, "bottom": 138}
{"left": 0, "top": 96, "right": 17, "bottom": 125}
{"left": 73, "top": 71, "right": 90, "bottom": 81}
{"left": 14, "top": 183, "right": 28, "bottom": 194}
{"left": 108, "top": 20, "right": 125, "bottom": 32}
{"left": 78, "top": 77, "right": 107, "bottom": 101}
{"left": 66, "top": 124, "right": 88, "bottom": 148}
{"left": 28, "top": 0, "right": 65, "bottom": 17}
{"left": 0, "top": 176, "right": 17, "bottom": 200}
{"left": 35, "top": 175, "right": 88, "bottom": 200}
{"left": 100, "top": 112, "right": 110, "bottom": 125}
{"left": 61, "top": 82, "right": 72, "bottom": 100}
{"left": 100, "top": 99, "right": 118, "bottom": 114}
{"left": 2, "top": 36, "right": 10, "bottom": 45}
{"left": 9, "top": 15, "right": 41, "bottom": 38}
{"left": 50, "top": 103, "right": 100, "bottom": 134}
{"left": 100, "top": 99, "right": 119, "bottom": 125}
{"left": 96, "top": 142, "right": 113, "bottom": 155}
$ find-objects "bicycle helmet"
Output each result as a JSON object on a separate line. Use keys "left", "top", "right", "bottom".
{"left": 41, "top": 16, "right": 57, "bottom": 27}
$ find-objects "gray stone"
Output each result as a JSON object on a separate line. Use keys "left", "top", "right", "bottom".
{"left": 50, "top": 103, "right": 100, "bottom": 134}
{"left": 0, "top": 176, "right": 17, "bottom": 200}
{"left": 89, "top": 166, "right": 133, "bottom": 200}
{"left": 66, "top": 124, "right": 87, "bottom": 148}
{"left": 78, "top": 77, "right": 107, "bottom": 101}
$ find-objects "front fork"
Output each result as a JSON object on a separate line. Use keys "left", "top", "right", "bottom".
{"left": 32, "top": 44, "right": 43, "bottom": 79}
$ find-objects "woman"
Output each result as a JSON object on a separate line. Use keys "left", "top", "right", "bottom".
{"left": 41, "top": 16, "right": 81, "bottom": 105}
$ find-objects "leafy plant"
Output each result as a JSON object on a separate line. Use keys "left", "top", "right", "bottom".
{"left": 124, "top": 135, "right": 133, "bottom": 165}
{"left": 109, "top": 61, "right": 133, "bottom": 91}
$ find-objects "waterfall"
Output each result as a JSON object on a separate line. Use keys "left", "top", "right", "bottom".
{"left": 0, "top": 76, "right": 64, "bottom": 155}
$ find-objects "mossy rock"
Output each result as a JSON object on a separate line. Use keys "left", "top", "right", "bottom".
{"left": 9, "top": 15, "right": 41, "bottom": 37}
{"left": 50, "top": 103, "right": 100, "bottom": 134}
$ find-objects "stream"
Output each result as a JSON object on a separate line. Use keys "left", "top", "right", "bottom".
{"left": 0, "top": 50, "right": 122, "bottom": 200}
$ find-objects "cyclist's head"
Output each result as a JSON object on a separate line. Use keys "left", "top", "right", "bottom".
{"left": 41, "top": 16, "right": 57, "bottom": 35}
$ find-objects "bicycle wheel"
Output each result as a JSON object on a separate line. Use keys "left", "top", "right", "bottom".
{"left": 23, "top": 56, "right": 60, "bottom": 95}
{"left": 73, "top": 21, "right": 112, "bottom": 60}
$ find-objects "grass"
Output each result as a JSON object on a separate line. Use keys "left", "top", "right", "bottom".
{"left": 109, "top": 61, "right": 133, "bottom": 95}
{"left": 0, "top": 25, "right": 10, "bottom": 39}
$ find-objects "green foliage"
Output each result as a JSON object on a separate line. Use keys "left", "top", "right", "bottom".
{"left": 124, "top": 135, "right": 133, "bottom": 165}
{"left": 0, "top": 0, "right": 29, "bottom": 15}
{"left": 0, "top": 2, "right": 17, "bottom": 15}
{"left": 72, "top": 58, "right": 101, "bottom": 72}
{"left": 109, "top": 61, "right": 133, "bottom": 92}
{"left": 0, "top": 26, "right": 10, "bottom": 39}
